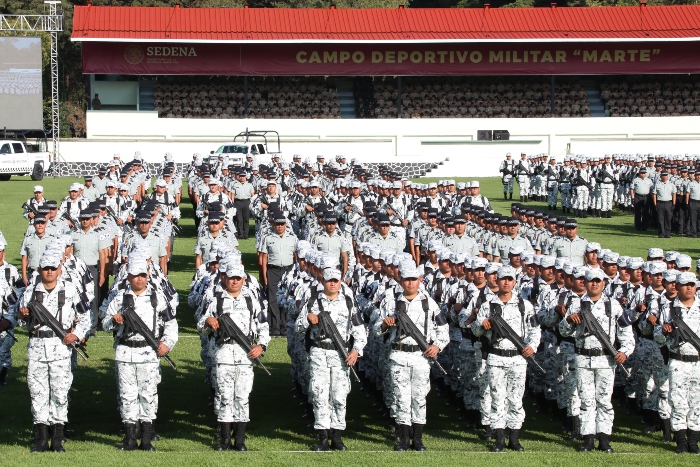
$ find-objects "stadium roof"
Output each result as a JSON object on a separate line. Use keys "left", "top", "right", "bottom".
{"left": 72, "top": 4, "right": 700, "bottom": 44}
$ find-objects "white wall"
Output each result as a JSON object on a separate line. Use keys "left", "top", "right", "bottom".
{"left": 64, "top": 111, "right": 700, "bottom": 177}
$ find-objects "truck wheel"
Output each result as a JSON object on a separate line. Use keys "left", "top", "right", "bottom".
{"left": 30, "top": 164, "right": 44, "bottom": 181}
{"left": 0, "top": 174, "right": 10, "bottom": 181}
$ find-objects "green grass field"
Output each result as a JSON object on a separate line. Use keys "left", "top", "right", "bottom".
{"left": 0, "top": 175, "right": 697, "bottom": 466}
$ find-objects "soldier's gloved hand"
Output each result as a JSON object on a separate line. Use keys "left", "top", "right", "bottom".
{"left": 63, "top": 333, "right": 78, "bottom": 345}
{"left": 614, "top": 352, "right": 627, "bottom": 365}
{"left": 522, "top": 345, "right": 535, "bottom": 358}
{"left": 248, "top": 345, "right": 263, "bottom": 359}
{"left": 424, "top": 345, "right": 439, "bottom": 358}
{"left": 157, "top": 342, "right": 170, "bottom": 357}
{"left": 662, "top": 323, "right": 674, "bottom": 335}
{"left": 307, "top": 313, "right": 319, "bottom": 325}
{"left": 566, "top": 313, "right": 582, "bottom": 324}
{"left": 345, "top": 350, "right": 359, "bottom": 366}
{"left": 112, "top": 313, "right": 124, "bottom": 325}
{"left": 205, "top": 317, "right": 220, "bottom": 330}
{"left": 481, "top": 318, "right": 491, "bottom": 330}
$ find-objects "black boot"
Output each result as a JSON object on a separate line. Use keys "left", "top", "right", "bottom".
{"left": 661, "top": 418, "right": 672, "bottom": 443}
{"left": 688, "top": 430, "right": 700, "bottom": 454}
{"left": 520, "top": 196, "right": 524, "bottom": 202}
{"left": 643, "top": 410, "right": 659, "bottom": 433}
{"left": 233, "top": 422, "right": 247, "bottom": 451}
{"left": 491, "top": 428, "right": 506, "bottom": 452}
{"left": 31, "top": 424, "right": 49, "bottom": 453}
{"left": 569, "top": 416, "right": 581, "bottom": 440}
{"left": 579, "top": 434, "right": 595, "bottom": 452}
{"left": 215, "top": 422, "right": 231, "bottom": 451}
{"left": 411, "top": 424, "right": 426, "bottom": 452}
{"left": 329, "top": 428, "right": 347, "bottom": 451}
{"left": 139, "top": 421, "right": 155, "bottom": 451}
{"left": 509, "top": 193, "right": 513, "bottom": 200}
{"left": 119, "top": 423, "right": 138, "bottom": 451}
{"left": 50, "top": 424, "right": 65, "bottom": 453}
{"left": 508, "top": 429, "right": 524, "bottom": 452}
{"left": 504, "top": 193, "right": 508, "bottom": 200}
{"left": 482, "top": 425, "right": 493, "bottom": 441}
{"left": 150, "top": 421, "right": 159, "bottom": 441}
{"left": 0, "top": 367, "right": 7, "bottom": 385}
{"left": 313, "top": 429, "right": 329, "bottom": 452}
{"left": 394, "top": 424, "right": 410, "bottom": 451}
{"left": 676, "top": 430, "right": 689, "bottom": 453}
{"left": 597, "top": 433, "right": 614, "bottom": 453}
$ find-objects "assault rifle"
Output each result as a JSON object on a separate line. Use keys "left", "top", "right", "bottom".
{"left": 317, "top": 309, "right": 360, "bottom": 382}
{"left": 576, "top": 173, "right": 593, "bottom": 191}
{"left": 61, "top": 212, "right": 79, "bottom": 232}
{"left": 217, "top": 313, "right": 270, "bottom": 375}
{"left": 489, "top": 303, "right": 546, "bottom": 374}
{"left": 579, "top": 303, "right": 630, "bottom": 378}
{"left": 669, "top": 306, "right": 700, "bottom": 356}
{"left": 27, "top": 301, "right": 88, "bottom": 360}
{"left": 122, "top": 304, "right": 176, "bottom": 370}
{"left": 394, "top": 303, "right": 447, "bottom": 375}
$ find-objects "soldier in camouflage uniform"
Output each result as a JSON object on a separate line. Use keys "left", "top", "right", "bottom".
{"left": 103, "top": 258, "right": 178, "bottom": 452}
{"left": 18, "top": 250, "right": 91, "bottom": 453}
{"left": 297, "top": 267, "right": 366, "bottom": 451}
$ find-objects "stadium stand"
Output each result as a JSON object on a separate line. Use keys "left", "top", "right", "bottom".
{"left": 600, "top": 75, "right": 700, "bottom": 117}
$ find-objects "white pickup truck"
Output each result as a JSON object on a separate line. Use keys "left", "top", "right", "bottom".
{"left": 0, "top": 140, "right": 51, "bottom": 181}
{"left": 210, "top": 142, "right": 270, "bottom": 167}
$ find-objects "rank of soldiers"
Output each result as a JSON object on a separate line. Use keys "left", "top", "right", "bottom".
{"left": 3, "top": 150, "right": 700, "bottom": 457}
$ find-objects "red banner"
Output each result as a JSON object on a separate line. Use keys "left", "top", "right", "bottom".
{"left": 82, "top": 41, "right": 699, "bottom": 76}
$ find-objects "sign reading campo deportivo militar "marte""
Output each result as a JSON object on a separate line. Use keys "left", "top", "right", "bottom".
{"left": 81, "top": 41, "right": 696, "bottom": 75}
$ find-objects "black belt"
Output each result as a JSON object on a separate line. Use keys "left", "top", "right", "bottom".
{"left": 314, "top": 341, "right": 347, "bottom": 351}
{"left": 118, "top": 338, "right": 150, "bottom": 348}
{"left": 690, "top": 199, "right": 700, "bottom": 203}
{"left": 235, "top": 199, "right": 250, "bottom": 202}
{"left": 31, "top": 330, "right": 60, "bottom": 338}
{"left": 658, "top": 200, "right": 672, "bottom": 203}
{"left": 267, "top": 264, "right": 292, "bottom": 270}
{"left": 490, "top": 348, "right": 519, "bottom": 358}
{"left": 670, "top": 351, "right": 700, "bottom": 363}
{"left": 391, "top": 343, "right": 422, "bottom": 352}
{"left": 575, "top": 347, "right": 606, "bottom": 357}
{"left": 558, "top": 336, "right": 575, "bottom": 344}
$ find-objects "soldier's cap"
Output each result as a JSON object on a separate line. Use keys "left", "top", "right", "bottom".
{"left": 521, "top": 253, "right": 535, "bottom": 264}
{"left": 45, "top": 200, "right": 58, "bottom": 209}
{"left": 417, "top": 203, "right": 429, "bottom": 211}
{"left": 691, "top": 168, "right": 698, "bottom": 175}
{"left": 376, "top": 213, "right": 391, "bottom": 226}
{"left": 97, "top": 200, "right": 107, "bottom": 210}
{"left": 136, "top": 213, "right": 152, "bottom": 223}
{"left": 603, "top": 251, "right": 619, "bottom": 264}
{"left": 534, "top": 212, "right": 544, "bottom": 219}
{"left": 208, "top": 213, "right": 224, "bottom": 223}
{"left": 428, "top": 239, "right": 442, "bottom": 252}
{"left": 39, "top": 252, "right": 62, "bottom": 269}
{"left": 391, "top": 181, "right": 402, "bottom": 189}
{"left": 454, "top": 216, "right": 466, "bottom": 224}
{"left": 663, "top": 269, "right": 680, "bottom": 282}
{"left": 639, "top": 167, "right": 648, "bottom": 173}
{"left": 585, "top": 242, "right": 600, "bottom": 253}
{"left": 509, "top": 245, "right": 525, "bottom": 256}
{"left": 427, "top": 208, "right": 438, "bottom": 218}
{"left": 84, "top": 175, "right": 93, "bottom": 182}
{"left": 665, "top": 250, "right": 679, "bottom": 262}
{"left": 564, "top": 218, "right": 578, "bottom": 228}
{"left": 77, "top": 210, "right": 92, "bottom": 220}
{"left": 223, "top": 263, "right": 245, "bottom": 278}
{"left": 471, "top": 257, "right": 488, "bottom": 269}
{"left": 540, "top": 256, "right": 556, "bottom": 268}
{"left": 427, "top": 182, "right": 437, "bottom": 189}
{"left": 676, "top": 254, "right": 692, "bottom": 269}
{"left": 398, "top": 262, "right": 422, "bottom": 279}
{"left": 572, "top": 266, "right": 588, "bottom": 279}
{"left": 678, "top": 272, "right": 698, "bottom": 285}
{"left": 118, "top": 183, "right": 130, "bottom": 191}
{"left": 497, "top": 266, "right": 517, "bottom": 280}
{"left": 128, "top": 261, "right": 148, "bottom": 276}
{"left": 365, "top": 208, "right": 378, "bottom": 217}
{"left": 36, "top": 206, "right": 50, "bottom": 215}
{"left": 69, "top": 182, "right": 83, "bottom": 192}
{"left": 648, "top": 247, "right": 664, "bottom": 259}
{"left": 471, "top": 181, "right": 480, "bottom": 188}
{"left": 436, "top": 249, "right": 452, "bottom": 262}
{"left": 323, "top": 216, "right": 337, "bottom": 224}
{"left": 661, "top": 171, "right": 669, "bottom": 176}
{"left": 323, "top": 268, "right": 342, "bottom": 282}
{"left": 33, "top": 215, "right": 47, "bottom": 223}
{"left": 485, "top": 262, "right": 502, "bottom": 274}
{"left": 526, "top": 209, "right": 535, "bottom": 216}
{"left": 649, "top": 262, "right": 667, "bottom": 275}
{"left": 556, "top": 219, "right": 566, "bottom": 226}
{"left": 499, "top": 217, "right": 509, "bottom": 226}
{"left": 554, "top": 258, "right": 568, "bottom": 270}
{"left": 444, "top": 216, "right": 455, "bottom": 226}
{"left": 201, "top": 172, "right": 211, "bottom": 178}
{"left": 98, "top": 167, "right": 108, "bottom": 174}
{"left": 507, "top": 217, "right": 520, "bottom": 226}
{"left": 316, "top": 154, "right": 325, "bottom": 160}
{"left": 105, "top": 180, "right": 117, "bottom": 188}
{"left": 681, "top": 166, "right": 689, "bottom": 172}
{"left": 33, "top": 185, "right": 44, "bottom": 192}
{"left": 308, "top": 180, "right": 320, "bottom": 188}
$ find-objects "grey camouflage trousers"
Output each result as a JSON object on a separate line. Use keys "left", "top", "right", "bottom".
{"left": 216, "top": 364, "right": 254, "bottom": 423}
{"left": 309, "top": 347, "right": 351, "bottom": 430}
{"left": 558, "top": 343, "right": 580, "bottom": 416}
{"left": 577, "top": 364, "right": 615, "bottom": 436}
{"left": 669, "top": 359, "right": 700, "bottom": 431}
{"left": 117, "top": 361, "right": 161, "bottom": 423}
{"left": 489, "top": 362, "right": 527, "bottom": 430}
{"left": 28, "top": 357, "right": 72, "bottom": 425}
{"left": 0, "top": 333, "right": 13, "bottom": 368}
{"left": 390, "top": 350, "right": 431, "bottom": 425}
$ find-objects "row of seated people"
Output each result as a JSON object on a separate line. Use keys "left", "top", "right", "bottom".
{"left": 601, "top": 76, "right": 700, "bottom": 117}
{"left": 363, "top": 77, "right": 591, "bottom": 118}
{"left": 154, "top": 77, "right": 341, "bottom": 118}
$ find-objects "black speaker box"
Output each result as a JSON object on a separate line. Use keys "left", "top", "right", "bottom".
{"left": 477, "top": 130, "right": 492, "bottom": 141}
{"left": 493, "top": 130, "right": 510, "bottom": 141}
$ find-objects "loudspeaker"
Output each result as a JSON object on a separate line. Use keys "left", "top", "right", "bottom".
{"left": 493, "top": 130, "right": 510, "bottom": 141}
{"left": 477, "top": 130, "right": 492, "bottom": 141}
